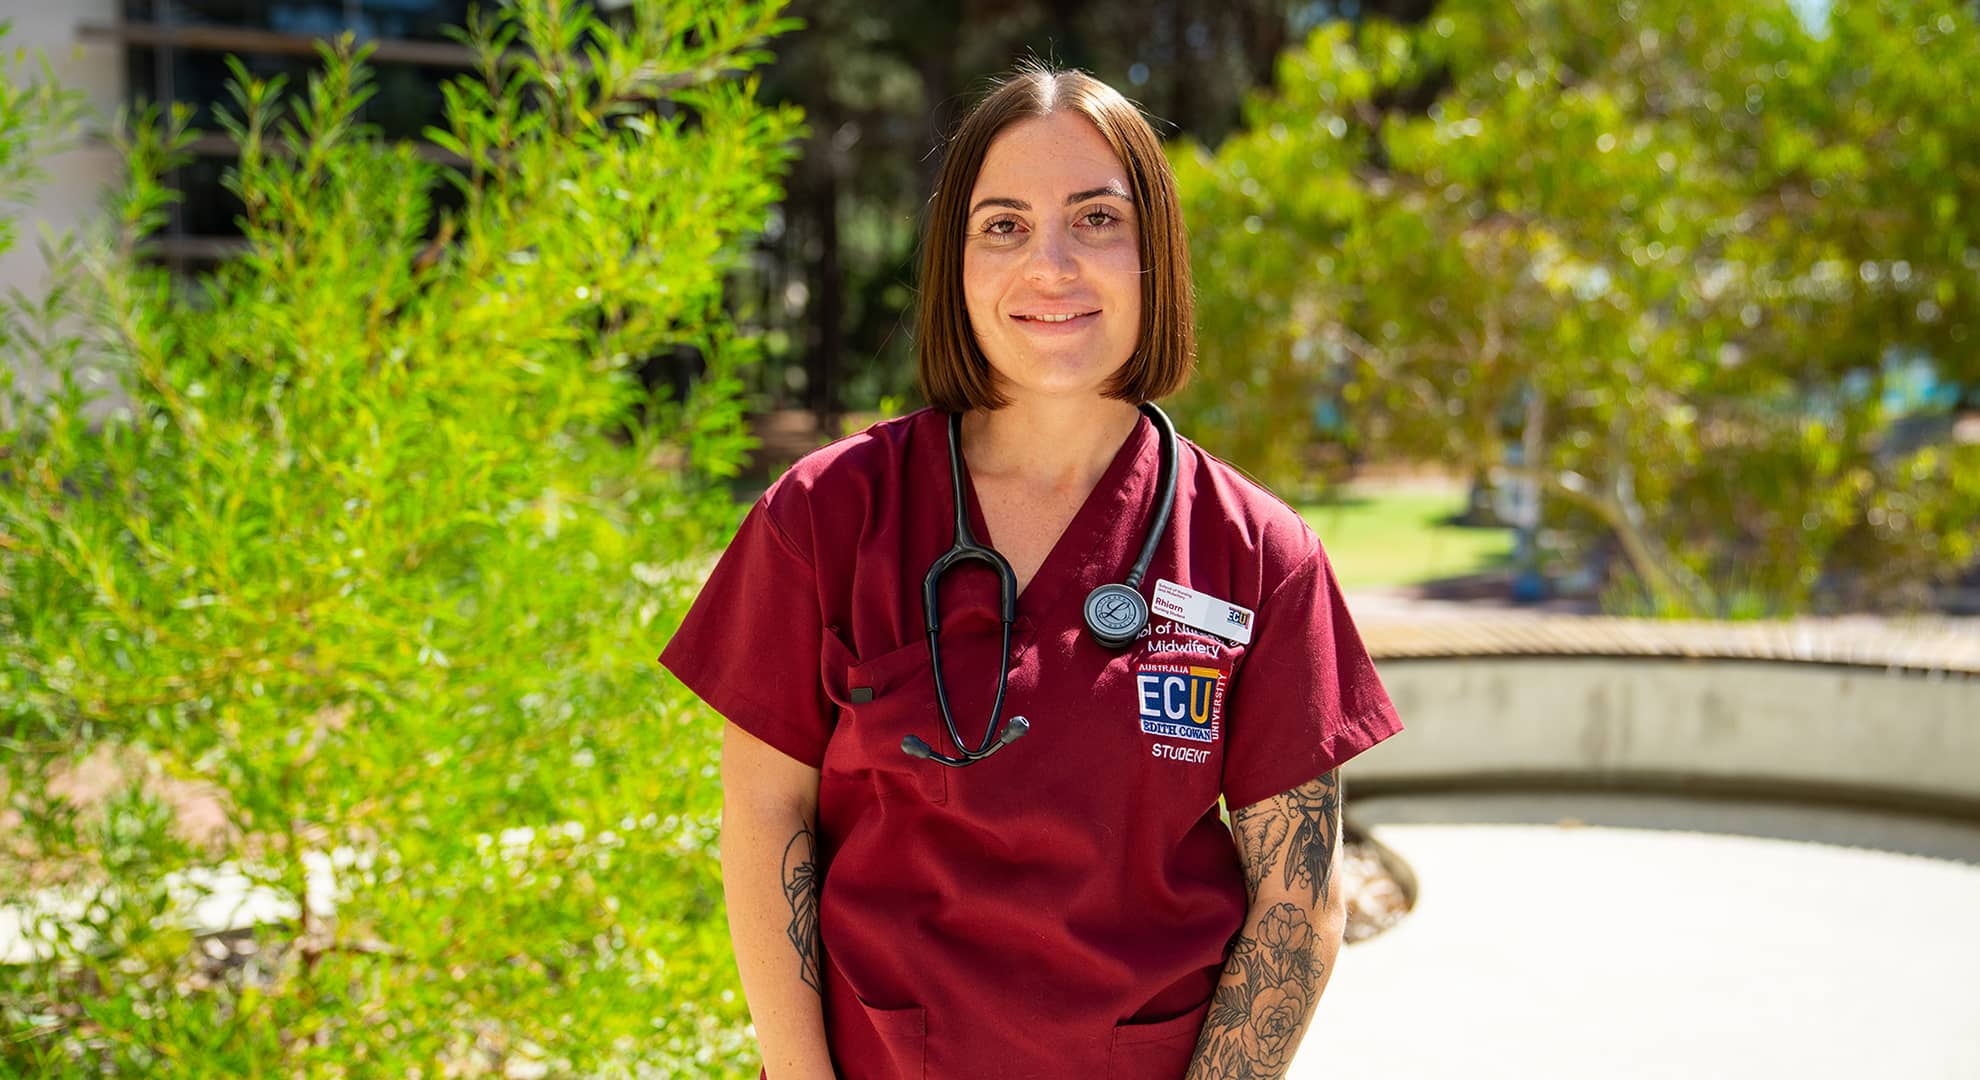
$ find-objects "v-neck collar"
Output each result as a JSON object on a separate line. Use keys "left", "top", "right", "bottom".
{"left": 947, "top": 408, "right": 1159, "bottom": 625}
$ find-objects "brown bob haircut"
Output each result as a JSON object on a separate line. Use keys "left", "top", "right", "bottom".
{"left": 917, "top": 61, "right": 1196, "bottom": 412}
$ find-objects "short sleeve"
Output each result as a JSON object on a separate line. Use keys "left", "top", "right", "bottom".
{"left": 658, "top": 496, "right": 833, "bottom": 769}
{"left": 1220, "top": 540, "right": 1404, "bottom": 810}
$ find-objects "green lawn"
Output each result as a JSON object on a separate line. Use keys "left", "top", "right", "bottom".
{"left": 1298, "top": 487, "right": 1515, "bottom": 590}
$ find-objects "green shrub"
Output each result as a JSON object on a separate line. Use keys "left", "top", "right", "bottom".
{"left": 1, "top": 2, "right": 801, "bottom": 1074}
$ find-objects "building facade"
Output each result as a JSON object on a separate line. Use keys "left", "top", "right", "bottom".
{"left": 1, "top": 0, "right": 470, "bottom": 411}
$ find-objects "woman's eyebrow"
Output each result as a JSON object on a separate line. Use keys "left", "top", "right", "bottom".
{"left": 1065, "top": 183, "right": 1132, "bottom": 205}
{"left": 968, "top": 182, "right": 1133, "bottom": 218}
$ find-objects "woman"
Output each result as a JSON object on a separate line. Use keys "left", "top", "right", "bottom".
{"left": 661, "top": 62, "right": 1404, "bottom": 1080}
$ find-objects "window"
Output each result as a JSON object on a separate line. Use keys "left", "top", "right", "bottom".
{"left": 91, "top": 0, "right": 482, "bottom": 269}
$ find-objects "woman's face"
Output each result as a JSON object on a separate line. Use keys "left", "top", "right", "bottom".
{"left": 962, "top": 111, "right": 1142, "bottom": 405}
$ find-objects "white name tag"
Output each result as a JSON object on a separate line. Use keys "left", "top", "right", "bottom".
{"left": 1150, "top": 578, "right": 1254, "bottom": 645}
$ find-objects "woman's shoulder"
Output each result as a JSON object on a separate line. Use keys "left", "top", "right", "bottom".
{"left": 1178, "top": 433, "right": 1323, "bottom": 584}
{"left": 755, "top": 408, "right": 933, "bottom": 556}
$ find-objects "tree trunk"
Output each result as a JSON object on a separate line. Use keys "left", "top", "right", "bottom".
{"left": 810, "top": 133, "right": 842, "bottom": 435}
{"left": 1550, "top": 468, "right": 1713, "bottom": 616}
{"left": 786, "top": 80, "right": 845, "bottom": 438}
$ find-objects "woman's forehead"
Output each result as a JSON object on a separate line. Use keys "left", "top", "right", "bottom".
{"left": 970, "top": 113, "right": 1131, "bottom": 207}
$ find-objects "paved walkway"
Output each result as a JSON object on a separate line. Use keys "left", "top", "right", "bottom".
{"left": 1300, "top": 598, "right": 1980, "bottom": 1077}
{"left": 1290, "top": 793, "right": 1980, "bottom": 1079}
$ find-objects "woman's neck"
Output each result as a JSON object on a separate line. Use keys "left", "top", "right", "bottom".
{"left": 960, "top": 394, "right": 1142, "bottom": 494}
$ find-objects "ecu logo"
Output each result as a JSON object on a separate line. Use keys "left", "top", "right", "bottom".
{"left": 1135, "top": 663, "right": 1225, "bottom": 743}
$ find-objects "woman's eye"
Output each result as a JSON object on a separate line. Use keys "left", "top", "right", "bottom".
{"left": 1081, "top": 209, "right": 1120, "bottom": 229}
{"left": 983, "top": 218, "right": 1020, "bottom": 236}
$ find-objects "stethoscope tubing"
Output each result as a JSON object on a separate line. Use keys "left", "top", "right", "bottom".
{"left": 1123, "top": 404, "right": 1177, "bottom": 591}
{"left": 903, "top": 403, "right": 1178, "bottom": 767}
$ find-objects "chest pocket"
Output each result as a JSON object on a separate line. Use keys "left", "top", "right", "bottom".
{"left": 821, "top": 625, "right": 1017, "bottom": 807}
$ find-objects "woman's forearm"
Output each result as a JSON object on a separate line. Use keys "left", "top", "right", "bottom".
{"left": 721, "top": 802, "right": 836, "bottom": 1079}
{"left": 1186, "top": 772, "right": 1348, "bottom": 1078}
{"left": 723, "top": 814, "right": 832, "bottom": 1078}
{"left": 1181, "top": 891, "right": 1343, "bottom": 1079}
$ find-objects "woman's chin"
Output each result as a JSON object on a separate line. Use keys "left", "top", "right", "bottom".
{"left": 989, "top": 356, "right": 1133, "bottom": 402}
{"left": 997, "top": 378, "right": 1120, "bottom": 405}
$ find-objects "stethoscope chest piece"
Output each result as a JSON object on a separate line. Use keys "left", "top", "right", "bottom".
{"left": 1083, "top": 582, "right": 1149, "bottom": 649}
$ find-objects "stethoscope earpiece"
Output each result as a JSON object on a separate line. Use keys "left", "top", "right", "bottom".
{"left": 907, "top": 404, "right": 1178, "bottom": 768}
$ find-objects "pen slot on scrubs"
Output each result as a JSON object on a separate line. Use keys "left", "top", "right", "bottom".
{"left": 821, "top": 628, "right": 948, "bottom": 806}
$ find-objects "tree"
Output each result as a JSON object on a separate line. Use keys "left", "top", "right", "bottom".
{"left": 0, "top": 2, "right": 800, "bottom": 1073}
{"left": 1173, "top": 0, "right": 1980, "bottom": 615}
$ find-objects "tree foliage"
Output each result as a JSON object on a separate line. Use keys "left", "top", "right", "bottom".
{"left": 1, "top": 1, "right": 800, "bottom": 1074}
{"left": 1173, "top": 0, "right": 1980, "bottom": 615}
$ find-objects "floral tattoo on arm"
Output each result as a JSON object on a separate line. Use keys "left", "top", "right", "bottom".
{"left": 781, "top": 827, "right": 821, "bottom": 994}
{"left": 1185, "top": 771, "right": 1341, "bottom": 1079}
{"left": 1187, "top": 904, "right": 1320, "bottom": 1079}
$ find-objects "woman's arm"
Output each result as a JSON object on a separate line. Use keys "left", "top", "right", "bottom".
{"left": 720, "top": 720, "right": 837, "bottom": 1080}
{"left": 1184, "top": 770, "right": 1346, "bottom": 1080}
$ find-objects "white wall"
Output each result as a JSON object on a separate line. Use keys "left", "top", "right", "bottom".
{"left": 1358, "top": 657, "right": 1980, "bottom": 811}
{"left": 0, "top": 0, "right": 124, "bottom": 420}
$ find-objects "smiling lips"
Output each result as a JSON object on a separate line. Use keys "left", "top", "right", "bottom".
{"left": 1014, "top": 310, "right": 1099, "bottom": 324}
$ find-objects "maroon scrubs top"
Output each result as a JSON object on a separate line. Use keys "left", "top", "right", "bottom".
{"left": 661, "top": 408, "right": 1403, "bottom": 1080}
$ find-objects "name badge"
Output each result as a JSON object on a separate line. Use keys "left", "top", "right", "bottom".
{"left": 1150, "top": 578, "right": 1254, "bottom": 645}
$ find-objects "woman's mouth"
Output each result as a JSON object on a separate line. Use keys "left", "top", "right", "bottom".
{"left": 1013, "top": 310, "right": 1099, "bottom": 326}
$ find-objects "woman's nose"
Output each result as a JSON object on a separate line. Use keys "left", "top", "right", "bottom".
{"left": 1023, "top": 226, "right": 1078, "bottom": 284}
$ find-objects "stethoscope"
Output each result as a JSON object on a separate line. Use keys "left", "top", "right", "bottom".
{"left": 901, "top": 402, "right": 1179, "bottom": 767}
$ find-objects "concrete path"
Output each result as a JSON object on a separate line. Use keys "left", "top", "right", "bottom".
{"left": 1292, "top": 795, "right": 1980, "bottom": 1079}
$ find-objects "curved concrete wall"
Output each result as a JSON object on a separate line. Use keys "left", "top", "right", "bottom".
{"left": 1355, "top": 657, "right": 1980, "bottom": 814}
